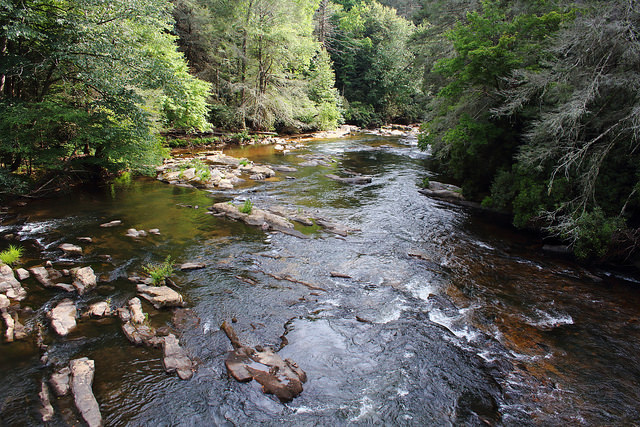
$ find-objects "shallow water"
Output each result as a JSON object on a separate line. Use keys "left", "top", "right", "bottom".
{"left": 1, "top": 133, "right": 640, "bottom": 425}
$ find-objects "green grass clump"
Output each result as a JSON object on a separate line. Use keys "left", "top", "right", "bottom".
{"left": 0, "top": 245, "right": 23, "bottom": 266}
{"left": 238, "top": 199, "right": 253, "bottom": 214}
{"left": 421, "top": 177, "right": 430, "bottom": 188}
{"left": 142, "top": 255, "right": 174, "bottom": 285}
{"left": 239, "top": 159, "right": 249, "bottom": 166}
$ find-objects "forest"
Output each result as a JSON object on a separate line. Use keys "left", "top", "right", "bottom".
{"left": 0, "top": 0, "right": 639, "bottom": 261}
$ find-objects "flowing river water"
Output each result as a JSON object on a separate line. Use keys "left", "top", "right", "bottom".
{"left": 1, "top": 133, "right": 640, "bottom": 425}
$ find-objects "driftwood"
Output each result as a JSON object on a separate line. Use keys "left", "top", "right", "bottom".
{"left": 220, "top": 321, "right": 307, "bottom": 402}
{"left": 260, "top": 270, "right": 326, "bottom": 292}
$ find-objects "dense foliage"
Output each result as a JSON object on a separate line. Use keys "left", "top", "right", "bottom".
{"left": 417, "top": 0, "right": 640, "bottom": 260}
{"left": 2, "top": 0, "right": 638, "bottom": 261}
{"left": 0, "top": 0, "right": 211, "bottom": 177}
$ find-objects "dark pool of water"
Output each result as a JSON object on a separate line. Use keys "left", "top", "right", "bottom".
{"left": 1, "top": 133, "right": 640, "bottom": 425}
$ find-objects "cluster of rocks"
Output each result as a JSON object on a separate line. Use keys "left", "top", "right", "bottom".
{"left": 364, "top": 124, "right": 419, "bottom": 137}
{"left": 221, "top": 321, "right": 307, "bottom": 403}
{"left": 0, "top": 216, "right": 200, "bottom": 424}
{"left": 156, "top": 152, "right": 277, "bottom": 190}
{"left": 208, "top": 202, "right": 359, "bottom": 238}
{"left": 41, "top": 357, "right": 102, "bottom": 426}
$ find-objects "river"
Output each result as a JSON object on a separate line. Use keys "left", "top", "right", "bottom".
{"left": 1, "top": 133, "right": 640, "bottom": 425}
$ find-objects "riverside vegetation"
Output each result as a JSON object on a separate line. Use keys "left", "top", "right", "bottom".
{"left": 1, "top": 0, "right": 639, "bottom": 261}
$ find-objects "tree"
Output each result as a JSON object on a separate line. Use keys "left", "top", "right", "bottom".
{"left": 0, "top": 0, "right": 211, "bottom": 175}
{"left": 331, "top": 0, "right": 422, "bottom": 126}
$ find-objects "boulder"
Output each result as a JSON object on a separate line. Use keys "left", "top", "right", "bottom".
{"left": 179, "top": 262, "right": 206, "bottom": 271}
{"left": 221, "top": 321, "right": 306, "bottom": 402}
{"left": 121, "top": 322, "right": 157, "bottom": 346}
{"left": 162, "top": 334, "right": 194, "bottom": 380}
{"left": 72, "top": 267, "right": 97, "bottom": 295}
{"left": 100, "top": 220, "right": 122, "bottom": 228}
{"left": 51, "top": 367, "right": 71, "bottom": 397}
{"left": 137, "top": 285, "right": 183, "bottom": 309}
{"left": 59, "top": 243, "right": 83, "bottom": 256}
{"left": 418, "top": 181, "right": 465, "bottom": 202}
{"left": 217, "top": 179, "right": 234, "bottom": 190}
{"left": 15, "top": 268, "right": 29, "bottom": 281}
{"left": 208, "top": 203, "right": 294, "bottom": 231}
{"left": 148, "top": 228, "right": 161, "bottom": 235}
{"left": 205, "top": 153, "right": 241, "bottom": 166}
{"left": 181, "top": 168, "right": 197, "bottom": 181}
{"left": 0, "top": 264, "right": 26, "bottom": 301}
{"left": 86, "top": 301, "right": 111, "bottom": 318}
{"left": 125, "top": 228, "right": 140, "bottom": 238}
{"left": 69, "top": 358, "right": 102, "bottom": 427}
{"left": 48, "top": 299, "right": 77, "bottom": 336}
{"left": 249, "top": 165, "right": 275, "bottom": 178}
{"left": 30, "top": 266, "right": 67, "bottom": 290}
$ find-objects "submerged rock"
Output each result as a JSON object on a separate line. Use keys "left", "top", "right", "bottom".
{"left": 70, "top": 357, "right": 102, "bottom": 427}
{"left": 137, "top": 284, "right": 184, "bottom": 309}
{"left": 162, "top": 334, "right": 194, "bottom": 380}
{"left": 50, "top": 366, "right": 71, "bottom": 397}
{"left": 325, "top": 174, "right": 372, "bottom": 185}
{"left": 221, "top": 321, "right": 306, "bottom": 403}
{"left": 30, "top": 266, "right": 70, "bottom": 291}
{"left": 59, "top": 243, "right": 83, "bottom": 256}
{"left": 48, "top": 299, "right": 77, "bottom": 336}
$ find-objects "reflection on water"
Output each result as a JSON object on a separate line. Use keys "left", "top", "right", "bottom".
{"left": 1, "top": 134, "right": 640, "bottom": 425}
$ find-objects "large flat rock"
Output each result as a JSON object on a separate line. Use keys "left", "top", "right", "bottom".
{"left": 70, "top": 358, "right": 102, "bottom": 427}
{"left": 162, "top": 334, "right": 194, "bottom": 380}
{"left": 48, "top": 299, "right": 77, "bottom": 336}
{"left": 136, "top": 284, "right": 184, "bottom": 309}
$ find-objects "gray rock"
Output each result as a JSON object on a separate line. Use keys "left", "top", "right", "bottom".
{"left": 100, "top": 220, "right": 122, "bottom": 228}
{"left": 325, "top": 174, "right": 372, "bottom": 184}
{"left": 217, "top": 178, "right": 234, "bottom": 189}
{"left": 12, "top": 312, "right": 26, "bottom": 340}
{"left": 78, "top": 237, "right": 93, "bottom": 243}
{"left": 121, "top": 321, "right": 157, "bottom": 346}
{"left": 15, "top": 268, "right": 29, "bottom": 281}
{"left": 39, "top": 380, "right": 54, "bottom": 422}
{"left": 0, "top": 294, "right": 9, "bottom": 310}
{"left": 72, "top": 267, "right": 97, "bottom": 295}
{"left": 162, "top": 334, "right": 194, "bottom": 380}
{"left": 70, "top": 358, "right": 102, "bottom": 427}
{"left": 125, "top": 228, "right": 140, "bottom": 238}
{"left": 2, "top": 309, "right": 14, "bottom": 342}
{"left": 51, "top": 367, "right": 71, "bottom": 397}
{"left": 179, "top": 262, "right": 206, "bottom": 271}
{"left": 128, "top": 297, "right": 146, "bottom": 324}
{"left": 86, "top": 301, "right": 111, "bottom": 318}
{"left": 249, "top": 173, "right": 265, "bottom": 181}
{"left": 59, "top": 243, "right": 83, "bottom": 255}
{"left": 0, "top": 264, "right": 26, "bottom": 301}
{"left": 148, "top": 228, "right": 161, "bottom": 235}
{"left": 48, "top": 299, "right": 77, "bottom": 336}
{"left": 208, "top": 202, "right": 294, "bottom": 231}
{"left": 137, "top": 285, "right": 183, "bottom": 309}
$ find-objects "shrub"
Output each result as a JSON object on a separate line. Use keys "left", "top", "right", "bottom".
{"left": 142, "top": 255, "right": 174, "bottom": 285}
{"left": 238, "top": 199, "right": 253, "bottom": 214}
{"left": 0, "top": 245, "right": 24, "bottom": 266}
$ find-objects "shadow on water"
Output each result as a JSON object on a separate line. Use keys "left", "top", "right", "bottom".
{"left": 1, "top": 133, "right": 640, "bottom": 425}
